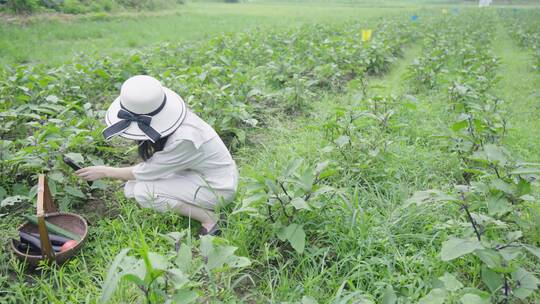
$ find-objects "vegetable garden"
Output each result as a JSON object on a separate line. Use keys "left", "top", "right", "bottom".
{"left": 1, "top": 5, "right": 539, "bottom": 304}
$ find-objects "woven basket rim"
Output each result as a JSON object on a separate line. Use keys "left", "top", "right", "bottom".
{"left": 11, "top": 212, "right": 88, "bottom": 259}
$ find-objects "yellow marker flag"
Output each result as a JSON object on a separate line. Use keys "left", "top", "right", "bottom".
{"left": 361, "top": 29, "right": 373, "bottom": 42}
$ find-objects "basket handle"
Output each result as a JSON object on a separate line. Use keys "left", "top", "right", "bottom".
{"left": 36, "top": 174, "right": 57, "bottom": 261}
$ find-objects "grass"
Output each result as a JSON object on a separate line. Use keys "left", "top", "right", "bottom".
{"left": 1, "top": 3, "right": 540, "bottom": 303}
{"left": 3, "top": 1, "right": 537, "bottom": 67}
{"left": 0, "top": 2, "right": 412, "bottom": 67}
{"left": 493, "top": 22, "right": 540, "bottom": 162}
{"left": 227, "top": 44, "right": 467, "bottom": 301}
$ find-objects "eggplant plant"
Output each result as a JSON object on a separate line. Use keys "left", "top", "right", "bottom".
{"left": 100, "top": 230, "right": 250, "bottom": 304}
{"left": 0, "top": 17, "right": 413, "bottom": 212}
{"left": 408, "top": 11, "right": 540, "bottom": 303}
{"left": 236, "top": 158, "right": 335, "bottom": 254}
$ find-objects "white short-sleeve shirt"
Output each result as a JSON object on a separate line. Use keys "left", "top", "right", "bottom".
{"left": 132, "top": 109, "right": 238, "bottom": 193}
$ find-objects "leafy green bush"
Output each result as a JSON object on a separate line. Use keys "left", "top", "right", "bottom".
{"left": 3, "top": 0, "right": 38, "bottom": 14}
{"left": 1, "top": 0, "right": 181, "bottom": 14}
{"left": 61, "top": 0, "right": 88, "bottom": 14}
{"left": 406, "top": 12, "right": 540, "bottom": 303}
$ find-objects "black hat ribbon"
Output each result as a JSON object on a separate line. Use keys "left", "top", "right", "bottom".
{"left": 102, "top": 95, "right": 166, "bottom": 143}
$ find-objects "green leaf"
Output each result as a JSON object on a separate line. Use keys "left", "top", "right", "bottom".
{"left": 505, "top": 231, "right": 522, "bottom": 243}
{"left": 418, "top": 288, "right": 446, "bottom": 304}
{"left": 475, "top": 249, "right": 502, "bottom": 269}
{"left": 48, "top": 171, "right": 65, "bottom": 183}
{"left": 1, "top": 195, "right": 29, "bottom": 207}
{"left": 481, "top": 265, "right": 502, "bottom": 293}
{"left": 171, "top": 288, "right": 199, "bottom": 304}
{"left": 65, "top": 152, "right": 84, "bottom": 164}
{"left": 490, "top": 179, "right": 514, "bottom": 195}
{"left": 200, "top": 235, "right": 250, "bottom": 270}
{"left": 451, "top": 119, "right": 468, "bottom": 131}
{"left": 90, "top": 180, "right": 108, "bottom": 190}
{"left": 381, "top": 285, "right": 397, "bottom": 304}
{"left": 438, "top": 272, "right": 463, "bottom": 292}
{"left": 175, "top": 244, "right": 192, "bottom": 272}
{"left": 284, "top": 158, "right": 303, "bottom": 177}
{"left": 122, "top": 272, "right": 145, "bottom": 287}
{"left": 335, "top": 135, "right": 350, "bottom": 147}
{"left": 405, "top": 190, "right": 458, "bottom": 206}
{"left": 315, "top": 161, "right": 330, "bottom": 174}
{"left": 120, "top": 258, "right": 146, "bottom": 285}
{"left": 483, "top": 144, "right": 507, "bottom": 166}
{"left": 45, "top": 95, "right": 60, "bottom": 103}
{"left": 512, "top": 267, "right": 539, "bottom": 299}
{"left": 486, "top": 195, "right": 512, "bottom": 217}
{"left": 200, "top": 235, "right": 214, "bottom": 257}
{"left": 64, "top": 186, "right": 86, "bottom": 199}
{"left": 0, "top": 186, "right": 6, "bottom": 201}
{"left": 516, "top": 178, "right": 531, "bottom": 196}
{"left": 229, "top": 256, "right": 251, "bottom": 268}
{"left": 460, "top": 293, "right": 489, "bottom": 304}
{"left": 168, "top": 268, "right": 189, "bottom": 289}
{"left": 264, "top": 179, "right": 278, "bottom": 194}
{"left": 147, "top": 252, "right": 168, "bottom": 271}
{"left": 277, "top": 223, "right": 306, "bottom": 253}
{"left": 208, "top": 245, "right": 237, "bottom": 270}
{"left": 523, "top": 245, "right": 540, "bottom": 260}
{"left": 510, "top": 167, "right": 540, "bottom": 175}
{"left": 440, "top": 237, "right": 483, "bottom": 261}
{"left": 299, "top": 170, "right": 315, "bottom": 192}
{"left": 291, "top": 197, "right": 310, "bottom": 210}
{"left": 301, "top": 296, "right": 318, "bottom": 304}
{"left": 499, "top": 246, "right": 522, "bottom": 261}
{"left": 100, "top": 248, "right": 130, "bottom": 304}
{"left": 242, "top": 192, "right": 267, "bottom": 206}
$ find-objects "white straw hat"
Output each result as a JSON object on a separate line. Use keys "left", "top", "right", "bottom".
{"left": 102, "top": 75, "right": 186, "bottom": 143}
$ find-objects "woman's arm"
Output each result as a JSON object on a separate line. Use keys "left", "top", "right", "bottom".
{"left": 76, "top": 166, "right": 135, "bottom": 181}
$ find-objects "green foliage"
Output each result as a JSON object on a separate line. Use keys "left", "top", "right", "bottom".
{"left": 3, "top": 0, "right": 38, "bottom": 14}
{"left": 238, "top": 158, "right": 335, "bottom": 253}
{"left": 407, "top": 10, "right": 540, "bottom": 303}
{"left": 500, "top": 9, "right": 540, "bottom": 71}
{"left": 1, "top": 6, "right": 539, "bottom": 303}
{"left": 100, "top": 230, "right": 250, "bottom": 303}
{"left": 1, "top": 0, "right": 181, "bottom": 14}
{"left": 0, "top": 17, "right": 409, "bottom": 212}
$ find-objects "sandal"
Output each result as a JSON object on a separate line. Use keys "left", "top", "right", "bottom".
{"left": 199, "top": 213, "right": 226, "bottom": 236}
{"left": 199, "top": 223, "right": 221, "bottom": 236}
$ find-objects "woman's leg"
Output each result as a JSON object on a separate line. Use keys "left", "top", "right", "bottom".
{"left": 170, "top": 202, "right": 218, "bottom": 232}
{"left": 124, "top": 173, "right": 222, "bottom": 231}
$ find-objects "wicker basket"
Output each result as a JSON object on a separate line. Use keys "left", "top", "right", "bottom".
{"left": 10, "top": 175, "right": 88, "bottom": 267}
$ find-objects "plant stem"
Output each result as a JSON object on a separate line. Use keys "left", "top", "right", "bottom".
{"left": 503, "top": 275, "right": 509, "bottom": 303}
{"left": 279, "top": 182, "right": 292, "bottom": 201}
{"left": 275, "top": 195, "right": 291, "bottom": 218}
{"left": 492, "top": 164, "right": 501, "bottom": 179}
{"left": 460, "top": 193, "right": 482, "bottom": 241}
{"left": 267, "top": 204, "right": 275, "bottom": 223}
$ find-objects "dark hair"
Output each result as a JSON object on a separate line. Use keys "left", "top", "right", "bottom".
{"left": 138, "top": 136, "right": 169, "bottom": 161}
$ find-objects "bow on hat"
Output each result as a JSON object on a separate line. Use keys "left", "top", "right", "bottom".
{"left": 102, "top": 95, "right": 166, "bottom": 143}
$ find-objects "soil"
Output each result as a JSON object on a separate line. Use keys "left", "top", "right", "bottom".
{"left": 74, "top": 197, "right": 120, "bottom": 225}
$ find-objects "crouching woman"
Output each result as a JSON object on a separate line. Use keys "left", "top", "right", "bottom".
{"left": 76, "top": 75, "right": 238, "bottom": 235}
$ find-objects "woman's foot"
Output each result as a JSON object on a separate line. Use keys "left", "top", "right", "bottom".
{"left": 199, "top": 221, "right": 220, "bottom": 236}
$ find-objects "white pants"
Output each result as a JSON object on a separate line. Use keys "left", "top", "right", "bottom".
{"left": 124, "top": 170, "right": 236, "bottom": 213}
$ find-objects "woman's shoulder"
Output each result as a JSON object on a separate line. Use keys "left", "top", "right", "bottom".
{"left": 166, "top": 109, "right": 218, "bottom": 149}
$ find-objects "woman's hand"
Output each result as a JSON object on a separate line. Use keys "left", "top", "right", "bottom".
{"left": 76, "top": 166, "right": 111, "bottom": 181}
{"left": 76, "top": 166, "right": 136, "bottom": 181}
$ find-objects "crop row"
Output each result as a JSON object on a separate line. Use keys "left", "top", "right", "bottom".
{"left": 501, "top": 9, "right": 540, "bottom": 70}
{"left": 81, "top": 16, "right": 426, "bottom": 303}
{"left": 407, "top": 11, "right": 540, "bottom": 303}
{"left": 0, "top": 18, "right": 412, "bottom": 208}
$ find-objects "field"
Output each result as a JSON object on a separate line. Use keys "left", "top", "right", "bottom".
{"left": 1, "top": 0, "right": 540, "bottom": 303}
